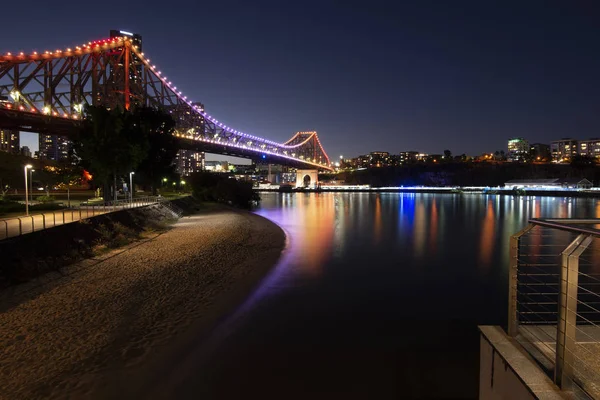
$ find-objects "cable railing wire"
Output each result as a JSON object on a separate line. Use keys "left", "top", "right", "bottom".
{"left": 509, "top": 218, "right": 600, "bottom": 398}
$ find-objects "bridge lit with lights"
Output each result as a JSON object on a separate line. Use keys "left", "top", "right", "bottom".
{"left": 0, "top": 32, "right": 332, "bottom": 171}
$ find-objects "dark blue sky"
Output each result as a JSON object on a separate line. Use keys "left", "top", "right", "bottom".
{"left": 4, "top": 0, "right": 600, "bottom": 158}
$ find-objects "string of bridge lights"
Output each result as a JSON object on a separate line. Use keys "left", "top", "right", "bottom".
{"left": 130, "top": 44, "right": 324, "bottom": 152}
{"left": 1, "top": 37, "right": 332, "bottom": 168}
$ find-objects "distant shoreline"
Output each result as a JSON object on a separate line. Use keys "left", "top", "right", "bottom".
{"left": 256, "top": 187, "right": 600, "bottom": 198}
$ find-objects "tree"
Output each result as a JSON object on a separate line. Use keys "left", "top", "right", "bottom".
{"left": 443, "top": 149, "right": 452, "bottom": 160}
{"left": 571, "top": 155, "right": 595, "bottom": 169}
{"left": 131, "top": 107, "right": 179, "bottom": 195}
{"left": 55, "top": 162, "right": 84, "bottom": 207}
{"left": 75, "top": 106, "right": 148, "bottom": 201}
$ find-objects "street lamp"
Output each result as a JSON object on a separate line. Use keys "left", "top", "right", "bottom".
{"left": 29, "top": 169, "right": 35, "bottom": 202}
{"left": 24, "top": 164, "right": 32, "bottom": 216}
{"left": 129, "top": 172, "right": 135, "bottom": 203}
{"left": 180, "top": 180, "right": 186, "bottom": 192}
{"left": 162, "top": 177, "right": 168, "bottom": 188}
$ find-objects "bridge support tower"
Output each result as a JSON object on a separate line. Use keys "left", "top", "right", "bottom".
{"left": 296, "top": 169, "right": 318, "bottom": 189}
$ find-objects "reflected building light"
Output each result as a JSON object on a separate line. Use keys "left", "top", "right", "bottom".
{"left": 413, "top": 201, "right": 426, "bottom": 259}
{"left": 478, "top": 199, "right": 496, "bottom": 271}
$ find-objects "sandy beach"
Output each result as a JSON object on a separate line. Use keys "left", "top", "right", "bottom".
{"left": 0, "top": 206, "right": 285, "bottom": 400}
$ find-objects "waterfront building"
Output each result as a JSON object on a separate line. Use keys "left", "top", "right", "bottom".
{"left": 398, "top": 151, "right": 419, "bottom": 164}
{"left": 174, "top": 150, "right": 205, "bottom": 176}
{"left": 507, "top": 138, "right": 529, "bottom": 161}
{"left": 204, "top": 160, "right": 231, "bottom": 172}
{"left": 354, "top": 155, "right": 370, "bottom": 169}
{"left": 529, "top": 143, "right": 551, "bottom": 161}
{"left": 550, "top": 138, "right": 578, "bottom": 161}
{"left": 369, "top": 151, "right": 390, "bottom": 167}
{"left": 505, "top": 177, "right": 592, "bottom": 189}
{"left": 39, "top": 134, "right": 72, "bottom": 162}
{"left": 578, "top": 138, "right": 600, "bottom": 159}
{"left": 0, "top": 129, "right": 19, "bottom": 153}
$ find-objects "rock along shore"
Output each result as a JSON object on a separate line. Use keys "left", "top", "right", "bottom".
{"left": 0, "top": 205, "right": 285, "bottom": 400}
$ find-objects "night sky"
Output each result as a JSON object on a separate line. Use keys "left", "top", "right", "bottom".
{"left": 4, "top": 0, "right": 600, "bottom": 159}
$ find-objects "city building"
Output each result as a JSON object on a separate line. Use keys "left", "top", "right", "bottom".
{"left": 529, "top": 143, "right": 551, "bottom": 162}
{"left": 174, "top": 150, "right": 205, "bottom": 176}
{"left": 415, "top": 153, "right": 429, "bottom": 162}
{"left": 0, "top": 129, "right": 19, "bottom": 153}
{"left": 578, "top": 138, "right": 600, "bottom": 159}
{"left": 505, "top": 178, "right": 592, "bottom": 190}
{"left": 368, "top": 151, "right": 390, "bottom": 167}
{"left": 110, "top": 30, "right": 143, "bottom": 108}
{"left": 398, "top": 151, "right": 418, "bottom": 164}
{"left": 426, "top": 154, "right": 443, "bottom": 163}
{"left": 20, "top": 146, "right": 32, "bottom": 158}
{"left": 507, "top": 138, "right": 529, "bottom": 161}
{"left": 39, "top": 134, "right": 72, "bottom": 162}
{"left": 353, "top": 155, "right": 370, "bottom": 169}
{"left": 204, "top": 160, "right": 232, "bottom": 172}
{"left": 550, "top": 138, "right": 578, "bottom": 161}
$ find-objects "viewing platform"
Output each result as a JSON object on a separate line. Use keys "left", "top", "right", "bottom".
{"left": 480, "top": 218, "right": 600, "bottom": 399}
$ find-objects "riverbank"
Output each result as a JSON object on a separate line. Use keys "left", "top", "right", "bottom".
{"left": 0, "top": 204, "right": 285, "bottom": 399}
{"left": 256, "top": 187, "right": 600, "bottom": 198}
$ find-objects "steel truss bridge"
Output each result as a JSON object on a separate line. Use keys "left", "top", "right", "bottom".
{"left": 0, "top": 33, "right": 332, "bottom": 171}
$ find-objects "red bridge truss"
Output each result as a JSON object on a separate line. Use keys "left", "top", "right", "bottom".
{"left": 0, "top": 33, "right": 332, "bottom": 171}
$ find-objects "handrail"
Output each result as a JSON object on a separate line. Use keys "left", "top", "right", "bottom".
{"left": 510, "top": 219, "right": 600, "bottom": 397}
{"left": 0, "top": 196, "right": 177, "bottom": 241}
{"left": 529, "top": 218, "right": 600, "bottom": 237}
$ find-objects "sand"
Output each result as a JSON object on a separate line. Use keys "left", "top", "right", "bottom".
{"left": 0, "top": 206, "right": 285, "bottom": 400}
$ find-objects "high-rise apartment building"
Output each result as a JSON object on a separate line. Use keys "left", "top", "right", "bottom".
{"left": 550, "top": 139, "right": 578, "bottom": 161}
{"left": 21, "top": 146, "right": 32, "bottom": 158}
{"left": 507, "top": 138, "right": 529, "bottom": 161}
{"left": 39, "top": 134, "right": 71, "bottom": 162}
{"left": 175, "top": 150, "right": 205, "bottom": 176}
{"left": 399, "top": 151, "right": 418, "bottom": 164}
{"left": 578, "top": 139, "right": 600, "bottom": 159}
{"left": 369, "top": 151, "right": 390, "bottom": 167}
{"left": 0, "top": 129, "right": 19, "bottom": 153}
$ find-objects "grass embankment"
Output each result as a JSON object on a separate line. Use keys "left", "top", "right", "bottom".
{"left": 0, "top": 197, "right": 198, "bottom": 288}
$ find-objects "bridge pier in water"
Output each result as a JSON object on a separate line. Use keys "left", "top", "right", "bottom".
{"left": 295, "top": 169, "right": 319, "bottom": 189}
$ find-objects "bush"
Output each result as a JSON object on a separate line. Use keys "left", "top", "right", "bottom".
{"left": 189, "top": 172, "right": 259, "bottom": 209}
{"left": 0, "top": 200, "right": 24, "bottom": 215}
{"left": 30, "top": 203, "right": 65, "bottom": 212}
{"left": 36, "top": 195, "right": 56, "bottom": 204}
{"left": 95, "top": 222, "right": 139, "bottom": 249}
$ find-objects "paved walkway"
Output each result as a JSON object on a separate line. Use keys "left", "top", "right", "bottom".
{"left": 0, "top": 201, "right": 157, "bottom": 240}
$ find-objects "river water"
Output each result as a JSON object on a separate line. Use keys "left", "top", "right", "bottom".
{"left": 185, "top": 193, "right": 600, "bottom": 399}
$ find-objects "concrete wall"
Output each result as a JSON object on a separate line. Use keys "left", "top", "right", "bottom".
{"left": 479, "top": 326, "right": 564, "bottom": 400}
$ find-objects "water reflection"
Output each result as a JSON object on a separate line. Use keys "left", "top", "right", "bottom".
{"left": 257, "top": 193, "right": 336, "bottom": 278}
{"left": 197, "top": 193, "right": 600, "bottom": 398}
{"left": 256, "top": 192, "right": 600, "bottom": 293}
{"left": 479, "top": 199, "right": 496, "bottom": 270}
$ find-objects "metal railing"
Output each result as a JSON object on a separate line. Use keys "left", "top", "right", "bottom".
{"left": 509, "top": 218, "right": 600, "bottom": 398}
{"left": 0, "top": 196, "right": 165, "bottom": 241}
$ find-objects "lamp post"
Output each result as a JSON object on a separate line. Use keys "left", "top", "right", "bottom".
{"left": 162, "top": 177, "right": 168, "bottom": 188}
{"left": 129, "top": 172, "right": 135, "bottom": 203}
{"left": 29, "top": 169, "right": 35, "bottom": 202}
{"left": 180, "top": 180, "right": 186, "bottom": 192}
{"left": 24, "top": 164, "right": 32, "bottom": 216}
